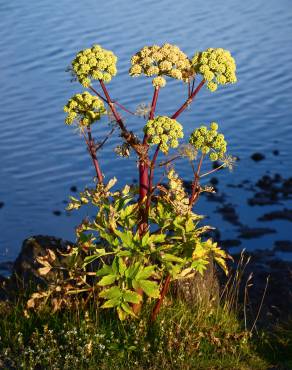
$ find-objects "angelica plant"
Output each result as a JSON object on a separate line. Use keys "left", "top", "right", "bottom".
{"left": 28, "top": 43, "right": 237, "bottom": 322}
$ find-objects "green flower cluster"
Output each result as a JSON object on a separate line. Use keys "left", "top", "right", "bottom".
{"left": 64, "top": 92, "right": 106, "bottom": 126}
{"left": 192, "top": 48, "right": 237, "bottom": 92}
{"left": 71, "top": 44, "right": 118, "bottom": 87}
{"left": 144, "top": 116, "right": 184, "bottom": 153}
{"left": 129, "top": 44, "right": 194, "bottom": 88}
{"left": 189, "top": 122, "right": 227, "bottom": 161}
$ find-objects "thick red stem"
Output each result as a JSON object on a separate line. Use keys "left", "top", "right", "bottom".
{"left": 151, "top": 275, "right": 171, "bottom": 322}
{"left": 146, "top": 144, "right": 160, "bottom": 211}
{"left": 139, "top": 88, "right": 160, "bottom": 233}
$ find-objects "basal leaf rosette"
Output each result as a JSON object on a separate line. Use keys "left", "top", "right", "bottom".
{"left": 71, "top": 44, "right": 118, "bottom": 87}
{"left": 189, "top": 122, "right": 227, "bottom": 161}
{"left": 129, "top": 43, "right": 194, "bottom": 88}
{"left": 64, "top": 92, "right": 107, "bottom": 126}
{"left": 144, "top": 116, "right": 184, "bottom": 153}
{"left": 192, "top": 48, "right": 237, "bottom": 92}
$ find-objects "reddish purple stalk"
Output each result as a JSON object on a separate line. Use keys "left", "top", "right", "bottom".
{"left": 87, "top": 127, "right": 103, "bottom": 183}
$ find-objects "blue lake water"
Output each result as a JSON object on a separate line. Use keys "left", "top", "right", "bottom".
{"left": 0, "top": 0, "right": 292, "bottom": 264}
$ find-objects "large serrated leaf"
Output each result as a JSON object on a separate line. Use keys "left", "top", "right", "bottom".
{"left": 114, "top": 229, "right": 134, "bottom": 248}
{"left": 125, "top": 262, "right": 141, "bottom": 279}
{"left": 99, "top": 286, "right": 122, "bottom": 299}
{"left": 121, "top": 302, "right": 137, "bottom": 318}
{"left": 96, "top": 265, "right": 113, "bottom": 277}
{"left": 135, "top": 265, "right": 156, "bottom": 280}
{"left": 98, "top": 274, "right": 117, "bottom": 286}
{"left": 118, "top": 257, "right": 127, "bottom": 275}
{"left": 138, "top": 279, "right": 160, "bottom": 298}
{"left": 123, "top": 290, "right": 142, "bottom": 304}
{"left": 161, "top": 253, "right": 185, "bottom": 263}
{"left": 101, "top": 297, "right": 120, "bottom": 308}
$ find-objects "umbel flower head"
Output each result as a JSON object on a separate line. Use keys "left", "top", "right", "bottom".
{"left": 71, "top": 44, "right": 118, "bottom": 87}
{"left": 189, "top": 122, "right": 227, "bottom": 161}
{"left": 64, "top": 92, "right": 107, "bottom": 126}
{"left": 129, "top": 43, "right": 194, "bottom": 88}
{"left": 144, "top": 116, "right": 184, "bottom": 153}
{"left": 192, "top": 48, "right": 237, "bottom": 92}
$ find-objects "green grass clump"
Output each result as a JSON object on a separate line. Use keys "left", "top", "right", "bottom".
{"left": 0, "top": 299, "right": 271, "bottom": 370}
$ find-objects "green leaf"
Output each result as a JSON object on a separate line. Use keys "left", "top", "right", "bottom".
{"left": 111, "top": 257, "right": 119, "bottom": 274}
{"left": 114, "top": 229, "right": 134, "bottom": 248}
{"left": 150, "top": 234, "right": 166, "bottom": 244}
{"left": 138, "top": 280, "right": 160, "bottom": 298}
{"left": 125, "top": 262, "right": 141, "bottom": 279}
{"left": 215, "top": 256, "right": 228, "bottom": 275}
{"left": 96, "top": 265, "right": 113, "bottom": 277}
{"left": 161, "top": 253, "right": 185, "bottom": 263}
{"left": 118, "top": 257, "right": 127, "bottom": 276}
{"left": 121, "top": 302, "right": 137, "bottom": 318}
{"left": 119, "top": 203, "right": 136, "bottom": 220}
{"left": 117, "top": 250, "right": 132, "bottom": 257}
{"left": 135, "top": 265, "right": 156, "bottom": 280}
{"left": 185, "top": 218, "right": 195, "bottom": 233}
{"left": 141, "top": 232, "right": 150, "bottom": 248}
{"left": 99, "top": 286, "right": 122, "bottom": 299}
{"left": 117, "top": 306, "right": 127, "bottom": 321}
{"left": 83, "top": 250, "right": 106, "bottom": 266}
{"left": 98, "top": 274, "right": 117, "bottom": 286}
{"left": 101, "top": 297, "right": 120, "bottom": 308}
{"left": 123, "top": 290, "right": 142, "bottom": 304}
{"left": 191, "top": 259, "right": 209, "bottom": 275}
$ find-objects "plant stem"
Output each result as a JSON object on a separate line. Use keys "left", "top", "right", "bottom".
{"left": 151, "top": 275, "right": 171, "bottom": 322}
{"left": 99, "top": 80, "right": 127, "bottom": 132}
{"left": 139, "top": 87, "right": 160, "bottom": 232}
{"left": 171, "top": 80, "right": 205, "bottom": 120}
{"left": 146, "top": 144, "right": 160, "bottom": 212}
{"left": 86, "top": 127, "right": 103, "bottom": 183}
{"left": 189, "top": 154, "right": 204, "bottom": 207}
{"left": 89, "top": 85, "right": 135, "bottom": 116}
{"left": 159, "top": 155, "right": 181, "bottom": 167}
{"left": 200, "top": 163, "right": 225, "bottom": 178}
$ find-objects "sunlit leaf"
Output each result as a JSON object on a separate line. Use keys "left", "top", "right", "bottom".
{"left": 98, "top": 274, "right": 117, "bottom": 286}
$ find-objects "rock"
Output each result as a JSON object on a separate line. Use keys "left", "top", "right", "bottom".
{"left": 272, "top": 150, "right": 279, "bottom": 156}
{"left": 219, "top": 239, "right": 242, "bottom": 248}
{"left": 11, "top": 235, "right": 73, "bottom": 289}
{"left": 205, "top": 192, "right": 226, "bottom": 203}
{"left": 216, "top": 203, "right": 241, "bottom": 226}
{"left": 258, "top": 209, "right": 292, "bottom": 222}
{"left": 0, "top": 261, "right": 14, "bottom": 274}
{"left": 173, "top": 258, "right": 219, "bottom": 305}
{"left": 251, "top": 152, "right": 265, "bottom": 162}
{"left": 247, "top": 174, "right": 292, "bottom": 206}
{"left": 70, "top": 185, "right": 77, "bottom": 192}
{"left": 248, "top": 193, "right": 279, "bottom": 206}
{"left": 0, "top": 201, "right": 4, "bottom": 209}
{"left": 226, "top": 250, "right": 292, "bottom": 326}
{"left": 53, "top": 210, "right": 62, "bottom": 216}
{"left": 212, "top": 160, "right": 221, "bottom": 169}
{"left": 210, "top": 177, "right": 219, "bottom": 186}
{"left": 238, "top": 227, "right": 276, "bottom": 239}
{"left": 273, "top": 240, "right": 292, "bottom": 252}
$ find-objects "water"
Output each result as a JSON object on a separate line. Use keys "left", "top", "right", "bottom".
{"left": 0, "top": 0, "right": 292, "bottom": 264}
